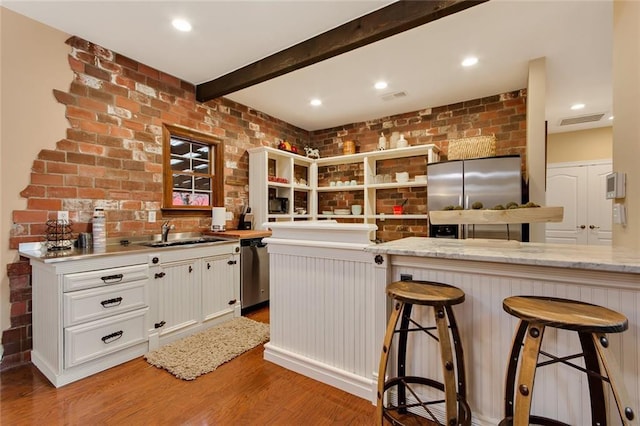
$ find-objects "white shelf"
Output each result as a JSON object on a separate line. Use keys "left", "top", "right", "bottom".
{"left": 250, "top": 145, "right": 440, "bottom": 234}
{"left": 317, "top": 185, "right": 365, "bottom": 192}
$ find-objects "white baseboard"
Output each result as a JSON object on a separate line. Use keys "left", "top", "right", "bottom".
{"left": 264, "top": 342, "right": 376, "bottom": 403}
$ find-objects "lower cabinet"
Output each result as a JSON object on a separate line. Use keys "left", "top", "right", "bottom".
{"left": 148, "top": 243, "right": 241, "bottom": 348}
{"left": 202, "top": 253, "right": 239, "bottom": 324}
{"left": 27, "top": 240, "right": 240, "bottom": 387}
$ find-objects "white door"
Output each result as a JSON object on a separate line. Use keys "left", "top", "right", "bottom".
{"left": 546, "top": 162, "right": 612, "bottom": 245}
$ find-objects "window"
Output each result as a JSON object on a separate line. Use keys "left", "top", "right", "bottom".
{"left": 162, "top": 124, "right": 224, "bottom": 212}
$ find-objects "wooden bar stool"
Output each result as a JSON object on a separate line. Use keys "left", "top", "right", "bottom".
{"left": 500, "top": 296, "right": 637, "bottom": 426}
{"left": 376, "top": 280, "right": 471, "bottom": 426}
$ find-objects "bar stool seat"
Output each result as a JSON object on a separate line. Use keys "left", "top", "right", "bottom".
{"left": 377, "top": 280, "right": 471, "bottom": 426}
{"left": 501, "top": 296, "right": 636, "bottom": 426}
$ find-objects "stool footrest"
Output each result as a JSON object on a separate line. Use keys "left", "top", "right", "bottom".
{"left": 382, "top": 376, "right": 471, "bottom": 426}
{"left": 499, "top": 415, "right": 571, "bottom": 426}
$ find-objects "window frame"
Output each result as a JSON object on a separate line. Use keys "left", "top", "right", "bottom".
{"left": 162, "top": 124, "right": 224, "bottom": 213}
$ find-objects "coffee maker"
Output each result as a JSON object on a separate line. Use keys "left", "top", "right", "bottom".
{"left": 238, "top": 206, "right": 253, "bottom": 230}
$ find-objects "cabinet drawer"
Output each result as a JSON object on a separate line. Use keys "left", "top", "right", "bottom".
{"left": 63, "top": 264, "right": 149, "bottom": 292}
{"left": 63, "top": 280, "right": 148, "bottom": 327}
{"left": 64, "top": 308, "right": 148, "bottom": 368}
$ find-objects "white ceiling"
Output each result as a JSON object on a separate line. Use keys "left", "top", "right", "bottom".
{"left": 3, "top": 0, "right": 613, "bottom": 134}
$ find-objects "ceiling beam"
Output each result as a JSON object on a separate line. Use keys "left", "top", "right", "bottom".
{"left": 196, "top": 0, "right": 488, "bottom": 102}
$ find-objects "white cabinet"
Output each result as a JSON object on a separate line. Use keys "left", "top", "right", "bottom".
{"left": 249, "top": 145, "right": 440, "bottom": 231}
{"left": 546, "top": 161, "right": 612, "bottom": 245}
{"left": 27, "top": 240, "right": 240, "bottom": 387}
{"left": 30, "top": 255, "right": 151, "bottom": 387}
{"left": 201, "top": 252, "right": 239, "bottom": 324}
{"left": 147, "top": 242, "right": 241, "bottom": 348}
{"left": 154, "top": 258, "right": 200, "bottom": 338}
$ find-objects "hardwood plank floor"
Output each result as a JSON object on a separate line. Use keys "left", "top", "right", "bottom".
{"left": 1, "top": 307, "right": 376, "bottom": 425}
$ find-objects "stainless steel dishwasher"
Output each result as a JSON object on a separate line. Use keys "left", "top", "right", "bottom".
{"left": 240, "top": 237, "right": 269, "bottom": 310}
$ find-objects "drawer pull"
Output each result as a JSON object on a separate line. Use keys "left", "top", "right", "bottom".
{"left": 228, "top": 299, "right": 237, "bottom": 305}
{"left": 100, "top": 297, "right": 123, "bottom": 308}
{"left": 207, "top": 262, "right": 211, "bottom": 269}
{"left": 227, "top": 260, "right": 237, "bottom": 265}
{"left": 188, "top": 265, "right": 193, "bottom": 273}
{"left": 154, "top": 321, "right": 166, "bottom": 329}
{"left": 155, "top": 272, "right": 166, "bottom": 279}
{"left": 101, "top": 330, "right": 124, "bottom": 344}
{"left": 101, "top": 274, "right": 124, "bottom": 284}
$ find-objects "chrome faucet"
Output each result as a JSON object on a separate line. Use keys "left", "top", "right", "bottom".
{"left": 161, "top": 221, "right": 174, "bottom": 242}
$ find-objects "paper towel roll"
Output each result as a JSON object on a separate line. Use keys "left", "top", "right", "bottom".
{"left": 211, "top": 207, "right": 226, "bottom": 231}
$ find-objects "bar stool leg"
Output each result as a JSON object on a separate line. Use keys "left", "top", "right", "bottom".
{"left": 396, "top": 302, "right": 414, "bottom": 414}
{"left": 592, "top": 332, "right": 638, "bottom": 425}
{"left": 446, "top": 305, "right": 467, "bottom": 421}
{"left": 377, "top": 299, "right": 404, "bottom": 426}
{"left": 513, "top": 322, "right": 546, "bottom": 426}
{"left": 503, "top": 320, "right": 529, "bottom": 421}
{"left": 435, "top": 304, "right": 457, "bottom": 425}
{"left": 578, "top": 332, "right": 607, "bottom": 425}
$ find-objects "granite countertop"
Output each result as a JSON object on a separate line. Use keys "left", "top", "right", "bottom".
{"left": 365, "top": 237, "right": 640, "bottom": 274}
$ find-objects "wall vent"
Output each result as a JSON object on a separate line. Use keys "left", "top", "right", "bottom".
{"left": 381, "top": 91, "right": 407, "bottom": 101}
{"left": 559, "top": 113, "right": 605, "bottom": 126}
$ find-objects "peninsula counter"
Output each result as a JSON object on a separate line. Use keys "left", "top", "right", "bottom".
{"left": 264, "top": 225, "right": 639, "bottom": 425}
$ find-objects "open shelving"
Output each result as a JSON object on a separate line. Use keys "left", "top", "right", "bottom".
{"left": 248, "top": 145, "right": 440, "bottom": 230}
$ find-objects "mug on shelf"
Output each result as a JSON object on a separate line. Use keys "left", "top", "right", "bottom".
{"left": 351, "top": 205, "right": 362, "bottom": 215}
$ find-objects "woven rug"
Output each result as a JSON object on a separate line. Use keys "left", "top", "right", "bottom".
{"left": 144, "top": 317, "right": 270, "bottom": 380}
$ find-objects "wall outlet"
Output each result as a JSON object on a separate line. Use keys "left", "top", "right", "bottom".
{"left": 57, "top": 211, "right": 69, "bottom": 221}
{"left": 225, "top": 211, "right": 233, "bottom": 220}
{"left": 148, "top": 211, "right": 156, "bottom": 223}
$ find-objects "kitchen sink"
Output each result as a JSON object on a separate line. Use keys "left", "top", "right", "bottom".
{"left": 139, "top": 237, "right": 233, "bottom": 248}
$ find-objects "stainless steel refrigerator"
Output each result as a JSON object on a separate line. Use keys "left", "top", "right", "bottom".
{"left": 427, "top": 155, "right": 527, "bottom": 241}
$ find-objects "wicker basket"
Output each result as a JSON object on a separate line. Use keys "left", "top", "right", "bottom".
{"left": 447, "top": 135, "right": 496, "bottom": 160}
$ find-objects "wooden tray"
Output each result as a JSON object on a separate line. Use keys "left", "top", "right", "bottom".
{"left": 429, "top": 206, "right": 563, "bottom": 225}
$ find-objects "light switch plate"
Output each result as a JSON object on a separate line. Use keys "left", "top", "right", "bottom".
{"left": 148, "top": 211, "right": 156, "bottom": 223}
{"left": 225, "top": 211, "right": 233, "bottom": 220}
{"left": 57, "top": 211, "right": 69, "bottom": 221}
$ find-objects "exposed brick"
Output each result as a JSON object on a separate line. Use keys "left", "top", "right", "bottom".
{"left": 27, "top": 198, "right": 62, "bottom": 211}
{"left": 139, "top": 63, "right": 160, "bottom": 80}
{"left": 67, "top": 105, "right": 96, "bottom": 121}
{"left": 19, "top": 185, "right": 46, "bottom": 198}
{"left": 46, "top": 186, "right": 78, "bottom": 198}
{"left": 53, "top": 89, "right": 76, "bottom": 106}
{"left": 65, "top": 175, "right": 94, "bottom": 187}
{"left": 46, "top": 161, "right": 78, "bottom": 175}
{"left": 77, "top": 187, "right": 107, "bottom": 199}
{"left": 38, "top": 149, "right": 66, "bottom": 162}
{"left": 67, "top": 128, "right": 97, "bottom": 143}
{"left": 67, "top": 152, "right": 97, "bottom": 166}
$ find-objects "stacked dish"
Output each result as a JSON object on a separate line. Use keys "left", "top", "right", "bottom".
{"left": 334, "top": 209, "right": 351, "bottom": 215}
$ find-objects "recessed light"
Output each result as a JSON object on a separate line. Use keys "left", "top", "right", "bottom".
{"left": 461, "top": 57, "right": 478, "bottom": 67}
{"left": 172, "top": 18, "right": 192, "bottom": 32}
{"left": 374, "top": 81, "right": 388, "bottom": 90}
{"left": 609, "top": 116, "right": 614, "bottom": 120}
{"left": 310, "top": 99, "right": 322, "bottom": 107}
{"left": 570, "top": 103, "right": 585, "bottom": 110}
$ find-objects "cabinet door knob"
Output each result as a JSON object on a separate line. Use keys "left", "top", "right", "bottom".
{"left": 589, "top": 225, "right": 600, "bottom": 230}
{"left": 188, "top": 265, "right": 193, "bottom": 273}
{"left": 576, "top": 225, "right": 586, "bottom": 229}
{"left": 207, "top": 262, "right": 211, "bottom": 269}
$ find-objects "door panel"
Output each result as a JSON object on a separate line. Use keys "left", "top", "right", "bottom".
{"left": 545, "top": 162, "right": 611, "bottom": 246}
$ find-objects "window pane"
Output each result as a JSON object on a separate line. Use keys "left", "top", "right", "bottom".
{"left": 192, "top": 158, "right": 209, "bottom": 174}
{"left": 173, "top": 174, "right": 193, "bottom": 190}
{"left": 194, "top": 177, "right": 210, "bottom": 191}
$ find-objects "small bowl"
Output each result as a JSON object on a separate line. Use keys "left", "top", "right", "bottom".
{"left": 322, "top": 210, "right": 334, "bottom": 215}
{"left": 334, "top": 209, "right": 351, "bottom": 215}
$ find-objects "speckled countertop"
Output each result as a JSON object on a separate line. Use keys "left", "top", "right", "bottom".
{"left": 365, "top": 237, "right": 640, "bottom": 274}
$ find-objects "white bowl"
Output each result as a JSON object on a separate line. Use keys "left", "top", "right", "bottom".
{"left": 334, "top": 209, "right": 350, "bottom": 215}
{"left": 322, "top": 210, "right": 334, "bottom": 215}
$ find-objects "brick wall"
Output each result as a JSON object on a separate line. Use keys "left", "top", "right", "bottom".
{"left": 310, "top": 90, "right": 527, "bottom": 241}
{"left": 1, "top": 260, "right": 32, "bottom": 370}
{"left": 3, "top": 37, "right": 308, "bottom": 368}
{"left": 8, "top": 36, "right": 309, "bottom": 250}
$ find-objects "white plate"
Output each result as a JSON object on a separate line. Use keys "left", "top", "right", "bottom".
{"left": 322, "top": 211, "right": 334, "bottom": 215}
{"left": 334, "top": 209, "right": 350, "bottom": 215}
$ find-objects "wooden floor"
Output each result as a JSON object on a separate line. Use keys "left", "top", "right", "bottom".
{"left": 0, "top": 306, "right": 376, "bottom": 425}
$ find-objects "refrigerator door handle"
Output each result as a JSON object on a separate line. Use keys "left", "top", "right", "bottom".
{"left": 458, "top": 195, "right": 463, "bottom": 208}
{"left": 464, "top": 195, "right": 470, "bottom": 209}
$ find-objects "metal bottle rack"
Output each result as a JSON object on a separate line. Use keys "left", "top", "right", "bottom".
{"left": 45, "top": 219, "right": 74, "bottom": 251}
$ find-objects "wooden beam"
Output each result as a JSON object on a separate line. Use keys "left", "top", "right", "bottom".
{"left": 196, "top": 0, "right": 488, "bottom": 102}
